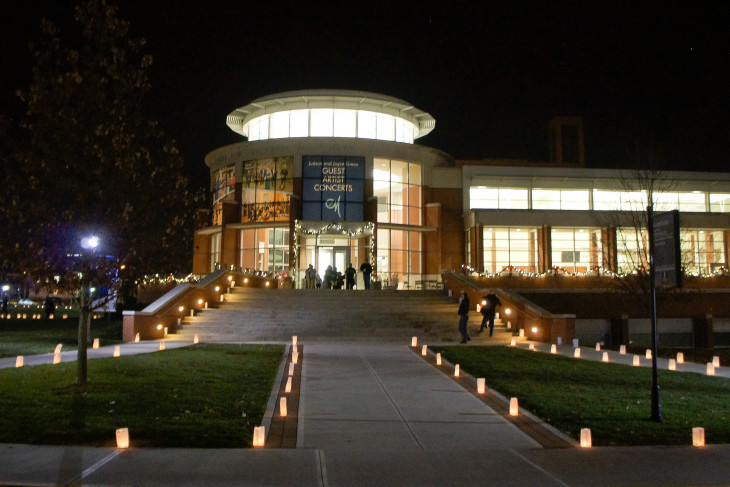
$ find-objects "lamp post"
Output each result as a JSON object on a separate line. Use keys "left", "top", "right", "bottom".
{"left": 646, "top": 206, "right": 663, "bottom": 423}
{"left": 78, "top": 235, "right": 99, "bottom": 385}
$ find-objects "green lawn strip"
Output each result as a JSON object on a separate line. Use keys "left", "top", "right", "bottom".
{"left": 0, "top": 317, "right": 123, "bottom": 357}
{"left": 0, "top": 344, "right": 284, "bottom": 447}
{"left": 433, "top": 345, "right": 730, "bottom": 446}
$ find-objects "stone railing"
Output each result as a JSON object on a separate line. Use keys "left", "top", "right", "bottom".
{"left": 122, "top": 269, "right": 278, "bottom": 341}
{"left": 441, "top": 269, "right": 576, "bottom": 344}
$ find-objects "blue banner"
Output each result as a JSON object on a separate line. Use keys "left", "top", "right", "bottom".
{"left": 302, "top": 156, "right": 365, "bottom": 221}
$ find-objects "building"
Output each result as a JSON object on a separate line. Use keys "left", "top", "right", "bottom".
{"left": 193, "top": 90, "right": 730, "bottom": 287}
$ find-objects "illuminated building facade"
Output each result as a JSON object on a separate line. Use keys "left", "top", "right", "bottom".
{"left": 193, "top": 90, "right": 730, "bottom": 286}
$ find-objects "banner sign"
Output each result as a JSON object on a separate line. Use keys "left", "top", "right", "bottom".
{"left": 653, "top": 209, "right": 682, "bottom": 289}
{"left": 302, "top": 156, "right": 365, "bottom": 221}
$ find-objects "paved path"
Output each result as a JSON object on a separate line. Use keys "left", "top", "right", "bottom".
{"left": 2, "top": 340, "right": 730, "bottom": 485}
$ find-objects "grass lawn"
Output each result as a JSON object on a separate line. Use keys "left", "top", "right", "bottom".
{"left": 0, "top": 344, "right": 284, "bottom": 447}
{"left": 433, "top": 345, "right": 730, "bottom": 446}
{"left": 0, "top": 315, "right": 122, "bottom": 357}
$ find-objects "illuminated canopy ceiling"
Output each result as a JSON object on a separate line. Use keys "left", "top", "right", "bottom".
{"left": 226, "top": 90, "right": 436, "bottom": 144}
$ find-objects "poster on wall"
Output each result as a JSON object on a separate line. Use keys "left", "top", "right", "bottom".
{"left": 212, "top": 165, "right": 236, "bottom": 203}
{"left": 241, "top": 157, "right": 293, "bottom": 223}
{"left": 302, "top": 156, "right": 365, "bottom": 221}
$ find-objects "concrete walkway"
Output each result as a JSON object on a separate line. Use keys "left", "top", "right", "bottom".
{"left": 2, "top": 340, "right": 730, "bottom": 485}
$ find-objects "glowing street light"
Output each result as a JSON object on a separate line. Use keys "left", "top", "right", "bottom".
{"left": 80, "top": 235, "right": 100, "bottom": 250}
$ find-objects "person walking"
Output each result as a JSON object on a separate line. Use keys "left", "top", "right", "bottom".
{"left": 305, "top": 264, "right": 316, "bottom": 289}
{"left": 478, "top": 292, "right": 501, "bottom": 336}
{"left": 457, "top": 290, "right": 471, "bottom": 344}
{"left": 345, "top": 263, "right": 357, "bottom": 289}
{"left": 359, "top": 261, "right": 373, "bottom": 289}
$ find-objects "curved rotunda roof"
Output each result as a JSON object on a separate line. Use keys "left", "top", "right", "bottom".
{"left": 226, "top": 89, "right": 436, "bottom": 141}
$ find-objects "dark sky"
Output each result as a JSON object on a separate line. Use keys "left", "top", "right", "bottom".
{"left": 2, "top": 1, "right": 729, "bottom": 192}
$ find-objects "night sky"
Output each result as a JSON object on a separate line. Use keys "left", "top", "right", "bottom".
{"left": 2, "top": 1, "right": 729, "bottom": 193}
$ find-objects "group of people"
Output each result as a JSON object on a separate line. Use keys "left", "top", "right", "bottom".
{"left": 303, "top": 261, "right": 374, "bottom": 290}
{"left": 457, "top": 290, "right": 501, "bottom": 344}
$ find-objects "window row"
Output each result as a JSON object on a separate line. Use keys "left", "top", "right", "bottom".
{"left": 480, "top": 226, "right": 726, "bottom": 276}
{"left": 470, "top": 187, "right": 730, "bottom": 213}
{"left": 244, "top": 109, "right": 418, "bottom": 144}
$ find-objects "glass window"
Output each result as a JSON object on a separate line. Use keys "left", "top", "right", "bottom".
{"left": 653, "top": 192, "right": 678, "bottom": 211}
{"left": 210, "top": 232, "right": 221, "bottom": 272}
{"left": 682, "top": 229, "right": 725, "bottom": 275}
{"left": 358, "top": 111, "right": 377, "bottom": 139}
{"left": 482, "top": 227, "right": 538, "bottom": 274}
{"left": 334, "top": 109, "right": 356, "bottom": 137}
{"left": 470, "top": 187, "right": 499, "bottom": 209}
{"left": 270, "top": 111, "right": 290, "bottom": 139}
{"left": 289, "top": 110, "right": 309, "bottom": 137}
{"left": 677, "top": 192, "right": 706, "bottom": 212}
{"left": 616, "top": 228, "right": 649, "bottom": 274}
{"left": 390, "top": 160, "right": 409, "bottom": 184}
{"left": 499, "top": 188, "right": 529, "bottom": 209}
{"left": 710, "top": 193, "right": 730, "bottom": 213}
{"left": 240, "top": 228, "right": 289, "bottom": 273}
{"left": 532, "top": 189, "right": 561, "bottom": 210}
{"left": 373, "top": 160, "right": 422, "bottom": 226}
{"left": 376, "top": 113, "right": 395, "bottom": 141}
{"left": 310, "top": 109, "right": 333, "bottom": 137}
{"left": 561, "top": 190, "right": 590, "bottom": 210}
{"left": 241, "top": 157, "right": 293, "bottom": 223}
{"left": 593, "top": 190, "right": 622, "bottom": 211}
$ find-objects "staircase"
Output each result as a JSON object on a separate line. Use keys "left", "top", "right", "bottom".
{"left": 168, "top": 288, "right": 512, "bottom": 343}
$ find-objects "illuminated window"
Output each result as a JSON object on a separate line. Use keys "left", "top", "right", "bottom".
{"left": 482, "top": 227, "right": 538, "bottom": 274}
{"left": 373, "top": 159, "right": 422, "bottom": 225}
{"left": 710, "top": 194, "right": 730, "bottom": 212}
{"left": 551, "top": 228, "right": 602, "bottom": 274}
{"left": 310, "top": 109, "right": 333, "bottom": 137}
{"left": 681, "top": 229, "right": 725, "bottom": 275}
{"left": 241, "top": 157, "right": 293, "bottom": 223}
{"left": 358, "top": 111, "right": 377, "bottom": 139}
{"left": 270, "top": 111, "right": 290, "bottom": 139}
{"left": 593, "top": 190, "right": 647, "bottom": 211}
{"left": 289, "top": 110, "right": 309, "bottom": 137}
{"left": 677, "top": 192, "right": 706, "bottom": 212}
{"left": 377, "top": 228, "right": 422, "bottom": 289}
{"left": 376, "top": 113, "right": 395, "bottom": 141}
{"left": 469, "top": 187, "right": 527, "bottom": 209}
{"left": 210, "top": 233, "right": 221, "bottom": 271}
{"left": 334, "top": 109, "right": 356, "bottom": 137}
{"left": 616, "top": 228, "right": 649, "bottom": 274}
{"left": 240, "top": 228, "right": 289, "bottom": 273}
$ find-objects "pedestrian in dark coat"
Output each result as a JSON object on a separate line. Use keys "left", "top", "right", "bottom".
{"left": 345, "top": 263, "right": 357, "bottom": 289}
{"left": 479, "top": 292, "right": 501, "bottom": 336}
{"left": 457, "top": 290, "right": 471, "bottom": 343}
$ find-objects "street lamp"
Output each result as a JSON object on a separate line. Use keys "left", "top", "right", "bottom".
{"left": 77, "top": 234, "right": 100, "bottom": 385}
{"left": 80, "top": 236, "right": 100, "bottom": 250}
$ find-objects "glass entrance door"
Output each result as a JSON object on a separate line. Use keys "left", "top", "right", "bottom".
{"left": 317, "top": 246, "right": 349, "bottom": 279}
